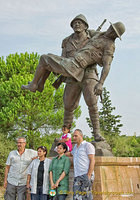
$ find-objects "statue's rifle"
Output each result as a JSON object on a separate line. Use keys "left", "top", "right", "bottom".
{"left": 96, "top": 19, "right": 107, "bottom": 31}
{"left": 52, "top": 19, "right": 107, "bottom": 90}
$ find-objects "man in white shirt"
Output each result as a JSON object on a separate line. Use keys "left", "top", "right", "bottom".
{"left": 66, "top": 129, "right": 95, "bottom": 200}
{"left": 3, "top": 137, "right": 37, "bottom": 200}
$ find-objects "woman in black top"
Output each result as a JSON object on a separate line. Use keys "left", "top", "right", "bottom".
{"left": 27, "top": 146, "right": 51, "bottom": 200}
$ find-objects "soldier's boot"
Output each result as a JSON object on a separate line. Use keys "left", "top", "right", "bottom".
{"left": 89, "top": 105, "right": 105, "bottom": 141}
{"left": 27, "top": 71, "right": 51, "bottom": 92}
{"left": 21, "top": 81, "right": 38, "bottom": 92}
{"left": 36, "top": 72, "right": 51, "bottom": 92}
{"left": 21, "top": 60, "right": 51, "bottom": 92}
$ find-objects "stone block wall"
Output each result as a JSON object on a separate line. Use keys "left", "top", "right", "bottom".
{"left": 93, "top": 157, "right": 140, "bottom": 200}
{"left": 64, "top": 157, "right": 140, "bottom": 200}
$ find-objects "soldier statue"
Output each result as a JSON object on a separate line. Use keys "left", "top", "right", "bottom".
{"left": 22, "top": 15, "right": 125, "bottom": 141}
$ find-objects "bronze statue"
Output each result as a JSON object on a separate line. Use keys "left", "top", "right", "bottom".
{"left": 21, "top": 15, "right": 125, "bottom": 141}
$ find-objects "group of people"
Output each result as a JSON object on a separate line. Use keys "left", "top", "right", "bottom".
{"left": 4, "top": 128, "right": 95, "bottom": 200}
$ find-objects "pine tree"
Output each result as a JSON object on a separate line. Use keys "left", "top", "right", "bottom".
{"left": 86, "top": 87, "right": 123, "bottom": 138}
{"left": 99, "top": 87, "right": 123, "bottom": 137}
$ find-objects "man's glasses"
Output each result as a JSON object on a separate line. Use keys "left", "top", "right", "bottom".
{"left": 17, "top": 142, "right": 25, "bottom": 144}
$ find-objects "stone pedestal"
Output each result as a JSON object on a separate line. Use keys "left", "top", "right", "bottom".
{"left": 49, "top": 139, "right": 114, "bottom": 157}
{"left": 91, "top": 141, "right": 113, "bottom": 156}
{"left": 93, "top": 157, "right": 140, "bottom": 200}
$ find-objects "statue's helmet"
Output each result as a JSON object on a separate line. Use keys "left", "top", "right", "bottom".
{"left": 70, "top": 14, "right": 89, "bottom": 29}
{"left": 110, "top": 22, "right": 125, "bottom": 40}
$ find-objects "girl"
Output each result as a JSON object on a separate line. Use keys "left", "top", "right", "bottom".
{"left": 59, "top": 125, "right": 72, "bottom": 152}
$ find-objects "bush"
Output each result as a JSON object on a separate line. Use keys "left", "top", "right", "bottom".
{"left": 0, "top": 133, "right": 16, "bottom": 186}
{"left": 112, "top": 135, "right": 140, "bottom": 157}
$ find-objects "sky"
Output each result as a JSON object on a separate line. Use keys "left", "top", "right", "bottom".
{"left": 0, "top": 0, "right": 140, "bottom": 137}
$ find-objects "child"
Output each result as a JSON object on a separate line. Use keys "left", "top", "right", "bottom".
{"left": 54, "top": 125, "right": 72, "bottom": 152}
{"left": 59, "top": 125, "right": 72, "bottom": 152}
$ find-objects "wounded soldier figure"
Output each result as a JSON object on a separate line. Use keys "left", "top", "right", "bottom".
{"left": 21, "top": 21, "right": 125, "bottom": 96}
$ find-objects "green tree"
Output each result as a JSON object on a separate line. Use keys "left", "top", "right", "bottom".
{"left": 99, "top": 87, "right": 123, "bottom": 137}
{"left": 0, "top": 52, "right": 81, "bottom": 148}
{"left": 112, "top": 135, "right": 140, "bottom": 157}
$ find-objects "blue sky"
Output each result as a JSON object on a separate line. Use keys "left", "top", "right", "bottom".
{"left": 0, "top": 0, "right": 140, "bottom": 137}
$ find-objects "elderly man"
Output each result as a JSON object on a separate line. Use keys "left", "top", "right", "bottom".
{"left": 67, "top": 129, "right": 95, "bottom": 200}
{"left": 4, "top": 137, "right": 37, "bottom": 200}
{"left": 22, "top": 21, "right": 125, "bottom": 140}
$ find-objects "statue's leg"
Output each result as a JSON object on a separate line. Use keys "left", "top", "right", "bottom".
{"left": 63, "top": 80, "right": 81, "bottom": 126}
{"left": 83, "top": 78, "right": 104, "bottom": 141}
{"left": 88, "top": 104, "right": 105, "bottom": 141}
{"left": 21, "top": 55, "right": 51, "bottom": 92}
{"left": 27, "top": 71, "right": 50, "bottom": 92}
{"left": 36, "top": 72, "right": 50, "bottom": 92}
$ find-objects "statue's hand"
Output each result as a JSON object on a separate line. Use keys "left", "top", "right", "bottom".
{"left": 94, "top": 82, "right": 103, "bottom": 95}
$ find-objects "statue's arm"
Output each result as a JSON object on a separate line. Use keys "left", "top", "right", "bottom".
{"left": 94, "top": 44, "right": 115, "bottom": 95}
{"left": 94, "top": 57, "right": 111, "bottom": 95}
{"left": 99, "top": 55, "right": 113, "bottom": 84}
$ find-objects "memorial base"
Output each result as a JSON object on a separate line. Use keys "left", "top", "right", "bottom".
{"left": 65, "top": 156, "right": 140, "bottom": 200}
{"left": 93, "top": 157, "right": 140, "bottom": 200}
